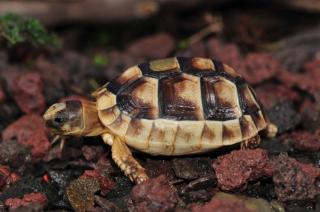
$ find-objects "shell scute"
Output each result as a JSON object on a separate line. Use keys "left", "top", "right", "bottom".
{"left": 107, "top": 66, "right": 142, "bottom": 94}
{"left": 125, "top": 119, "right": 153, "bottom": 151}
{"left": 149, "top": 57, "right": 180, "bottom": 72}
{"left": 117, "top": 77, "right": 158, "bottom": 119}
{"left": 201, "top": 76, "right": 242, "bottom": 120}
{"left": 159, "top": 74, "right": 203, "bottom": 120}
{"left": 222, "top": 119, "right": 242, "bottom": 145}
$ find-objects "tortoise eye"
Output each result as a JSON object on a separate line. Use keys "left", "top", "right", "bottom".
{"left": 54, "top": 116, "right": 64, "bottom": 124}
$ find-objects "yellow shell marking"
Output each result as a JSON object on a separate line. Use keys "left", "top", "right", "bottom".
{"left": 96, "top": 90, "right": 116, "bottom": 110}
{"left": 223, "top": 64, "right": 241, "bottom": 77}
{"left": 191, "top": 57, "right": 214, "bottom": 70}
{"left": 149, "top": 57, "right": 180, "bottom": 72}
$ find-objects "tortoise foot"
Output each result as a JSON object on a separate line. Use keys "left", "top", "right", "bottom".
{"left": 104, "top": 134, "right": 149, "bottom": 184}
{"left": 241, "top": 135, "right": 261, "bottom": 149}
{"left": 265, "top": 122, "right": 278, "bottom": 138}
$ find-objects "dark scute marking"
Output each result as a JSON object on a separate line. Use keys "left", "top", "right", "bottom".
{"left": 201, "top": 77, "right": 239, "bottom": 121}
{"left": 158, "top": 74, "right": 199, "bottom": 120}
{"left": 212, "top": 59, "right": 224, "bottom": 72}
{"left": 176, "top": 126, "right": 193, "bottom": 143}
{"left": 234, "top": 77, "right": 246, "bottom": 85}
{"left": 239, "top": 116, "right": 254, "bottom": 139}
{"left": 126, "top": 118, "right": 144, "bottom": 137}
{"left": 222, "top": 124, "right": 238, "bottom": 142}
{"left": 177, "top": 57, "right": 247, "bottom": 83}
{"left": 177, "top": 57, "right": 215, "bottom": 77}
{"left": 106, "top": 80, "right": 123, "bottom": 95}
{"left": 117, "top": 77, "right": 156, "bottom": 119}
{"left": 138, "top": 61, "right": 180, "bottom": 79}
{"left": 248, "top": 85, "right": 263, "bottom": 110}
{"left": 237, "top": 84, "right": 249, "bottom": 114}
{"left": 201, "top": 124, "right": 216, "bottom": 141}
{"left": 251, "top": 111, "right": 265, "bottom": 130}
{"left": 238, "top": 84, "right": 260, "bottom": 116}
{"left": 151, "top": 123, "right": 166, "bottom": 142}
{"left": 107, "top": 70, "right": 141, "bottom": 95}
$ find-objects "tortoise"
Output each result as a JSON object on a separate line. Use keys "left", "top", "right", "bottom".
{"left": 43, "top": 57, "right": 277, "bottom": 184}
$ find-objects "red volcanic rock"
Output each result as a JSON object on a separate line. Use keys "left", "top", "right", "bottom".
{"left": 207, "top": 40, "right": 281, "bottom": 85}
{"left": 238, "top": 53, "right": 281, "bottom": 84}
{"left": 255, "top": 83, "right": 300, "bottom": 109}
{"left": 2, "top": 114, "right": 50, "bottom": 158}
{"left": 12, "top": 73, "right": 45, "bottom": 114}
{"left": 212, "top": 149, "right": 273, "bottom": 190}
{"left": 131, "top": 175, "right": 178, "bottom": 212}
{"left": 22, "top": 129, "right": 50, "bottom": 158}
{"left": 4, "top": 192, "right": 47, "bottom": 210}
{"left": 207, "top": 38, "right": 242, "bottom": 66}
{"left": 299, "top": 100, "right": 320, "bottom": 131}
{"left": 286, "top": 130, "right": 320, "bottom": 151}
{"left": 2, "top": 114, "right": 47, "bottom": 143}
{"left": 81, "top": 170, "right": 115, "bottom": 196}
{"left": 127, "top": 33, "right": 175, "bottom": 59}
{"left": 272, "top": 153, "right": 320, "bottom": 201}
{"left": 277, "top": 57, "right": 320, "bottom": 96}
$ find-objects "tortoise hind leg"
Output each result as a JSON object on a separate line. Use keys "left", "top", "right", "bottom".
{"left": 102, "top": 133, "right": 149, "bottom": 184}
{"left": 264, "top": 122, "right": 278, "bottom": 138}
{"left": 241, "top": 135, "right": 261, "bottom": 149}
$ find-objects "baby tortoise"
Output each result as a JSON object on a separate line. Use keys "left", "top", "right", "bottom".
{"left": 43, "top": 57, "right": 277, "bottom": 184}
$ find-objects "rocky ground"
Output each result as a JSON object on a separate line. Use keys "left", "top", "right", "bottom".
{"left": 0, "top": 2, "right": 320, "bottom": 212}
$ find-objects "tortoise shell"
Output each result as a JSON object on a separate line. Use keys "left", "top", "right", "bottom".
{"left": 95, "top": 57, "right": 267, "bottom": 155}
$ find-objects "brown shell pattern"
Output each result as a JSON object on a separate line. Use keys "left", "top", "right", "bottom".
{"left": 96, "top": 57, "right": 267, "bottom": 155}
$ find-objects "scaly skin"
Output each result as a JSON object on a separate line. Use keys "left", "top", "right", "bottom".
{"left": 102, "top": 133, "right": 149, "bottom": 184}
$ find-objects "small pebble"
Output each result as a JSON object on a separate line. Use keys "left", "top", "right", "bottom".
{"left": 131, "top": 175, "right": 178, "bottom": 212}
{"left": 81, "top": 170, "right": 115, "bottom": 196}
{"left": 172, "top": 157, "right": 212, "bottom": 180}
{"left": 192, "top": 192, "right": 279, "bottom": 212}
{"left": 66, "top": 178, "right": 100, "bottom": 212}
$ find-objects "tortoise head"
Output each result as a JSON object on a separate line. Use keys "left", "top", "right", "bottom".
{"left": 43, "top": 99, "right": 106, "bottom": 136}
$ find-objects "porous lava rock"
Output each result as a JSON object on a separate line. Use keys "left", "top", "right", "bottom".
{"left": 12, "top": 73, "right": 45, "bottom": 114}
{"left": 212, "top": 149, "right": 273, "bottom": 190}
{"left": 272, "top": 153, "right": 320, "bottom": 201}
{"left": 131, "top": 175, "right": 178, "bottom": 212}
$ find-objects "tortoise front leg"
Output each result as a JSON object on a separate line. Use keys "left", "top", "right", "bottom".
{"left": 102, "top": 133, "right": 149, "bottom": 184}
{"left": 241, "top": 135, "right": 261, "bottom": 149}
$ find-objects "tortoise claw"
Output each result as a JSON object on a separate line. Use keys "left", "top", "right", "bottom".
{"left": 103, "top": 133, "right": 149, "bottom": 184}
